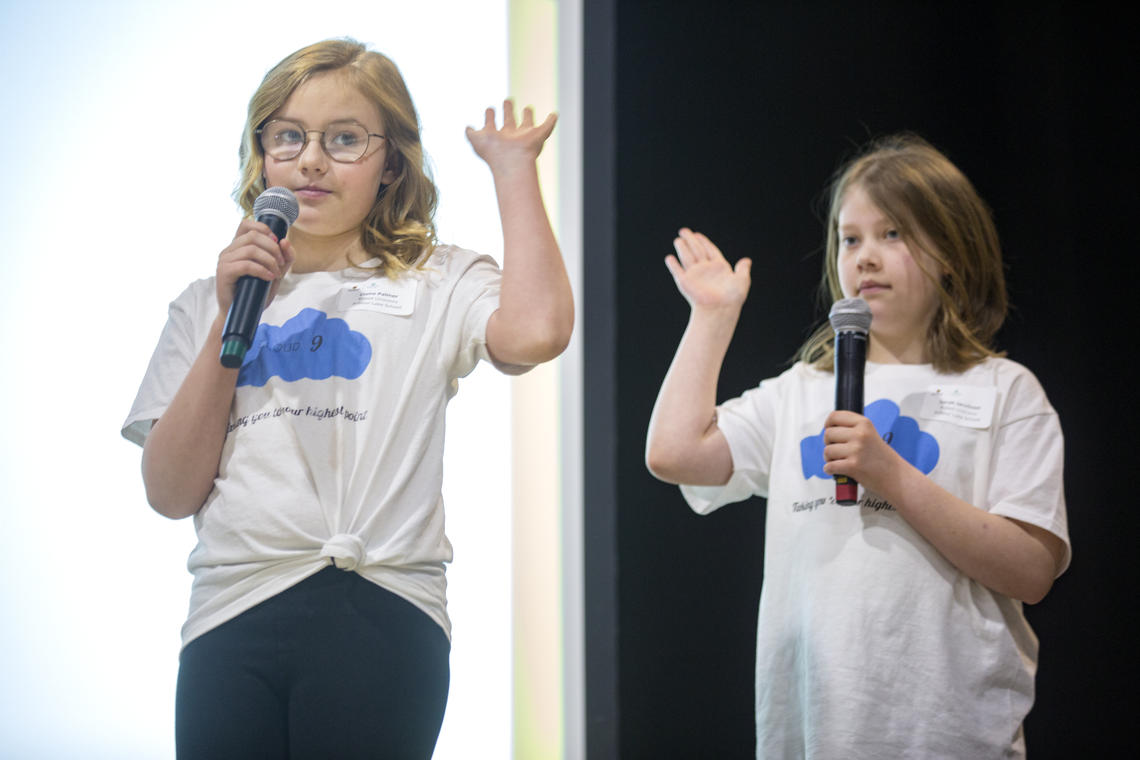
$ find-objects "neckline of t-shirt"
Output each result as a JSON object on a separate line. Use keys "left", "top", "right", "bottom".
{"left": 865, "top": 360, "right": 935, "bottom": 372}
{"left": 283, "top": 259, "right": 384, "bottom": 281}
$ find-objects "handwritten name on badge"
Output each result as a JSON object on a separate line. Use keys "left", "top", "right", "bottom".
{"left": 337, "top": 277, "right": 417, "bottom": 316}
{"left": 919, "top": 384, "right": 996, "bottom": 429}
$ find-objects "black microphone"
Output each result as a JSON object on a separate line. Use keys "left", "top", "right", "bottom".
{"left": 829, "top": 298, "right": 872, "bottom": 505}
{"left": 219, "top": 187, "right": 300, "bottom": 368}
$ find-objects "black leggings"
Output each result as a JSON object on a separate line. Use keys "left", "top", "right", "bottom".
{"left": 175, "top": 567, "right": 450, "bottom": 759}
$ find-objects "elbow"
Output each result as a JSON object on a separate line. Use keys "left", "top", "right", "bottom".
{"left": 645, "top": 442, "right": 682, "bottom": 484}
{"left": 143, "top": 481, "right": 202, "bottom": 521}
{"left": 535, "top": 306, "right": 574, "bottom": 360}
{"left": 488, "top": 301, "right": 574, "bottom": 365}
{"left": 645, "top": 446, "right": 667, "bottom": 479}
{"left": 527, "top": 297, "right": 575, "bottom": 361}
{"left": 509, "top": 314, "right": 575, "bottom": 365}
{"left": 141, "top": 448, "right": 205, "bottom": 520}
{"left": 530, "top": 324, "right": 573, "bottom": 363}
{"left": 1010, "top": 529, "right": 1065, "bottom": 605}
{"left": 1017, "top": 575, "right": 1055, "bottom": 606}
{"left": 1008, "top": 559, "right": 1057, "bottom": 605}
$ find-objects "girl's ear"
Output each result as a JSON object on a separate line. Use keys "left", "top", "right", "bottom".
{"left": 380, "top": 147, "right": 402, "bottom": 186}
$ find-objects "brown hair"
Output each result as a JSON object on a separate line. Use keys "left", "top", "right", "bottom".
{"left": 234, "top": 38, "right": 437, "bottom": 275}
{"left": 798, "top": 134, "right": 1007, "bottom": 373}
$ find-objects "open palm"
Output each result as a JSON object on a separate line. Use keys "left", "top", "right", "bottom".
{"left": 665, "top": 228, "right": 751, "bottom": 310}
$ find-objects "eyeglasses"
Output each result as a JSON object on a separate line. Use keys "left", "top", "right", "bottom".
{"left": 257, "top": 119, "right": 386, "bottom": 163}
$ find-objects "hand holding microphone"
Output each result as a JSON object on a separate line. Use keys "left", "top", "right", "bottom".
{"left": 219, "top": 187, "right": 300, "bottom": 368}
{"left": 829, "top": 298, "right": 872, "bottom": 505}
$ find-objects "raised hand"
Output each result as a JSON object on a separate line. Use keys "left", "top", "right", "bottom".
{"left": 466, "top": 100, "right": 558, "bottom": 176}
{"left": 665, "top": 228, "right": 752, "bottom": 311}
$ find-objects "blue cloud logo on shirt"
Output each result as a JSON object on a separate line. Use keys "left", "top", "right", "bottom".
{"left": 237, "top": 308, "right": 372, "bottom": 387}
{"left": 799, "top": 398, "right": 940, "bottom": 479}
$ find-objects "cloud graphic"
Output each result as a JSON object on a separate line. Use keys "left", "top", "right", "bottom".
{"left": 800, "top": 434, "right": 826, "bottom": 479}
{"left": 237, "top": 308, "right": 372, "bottom": 387}
{"left": 800, "top": 398, "right": 940, "bottom": 480}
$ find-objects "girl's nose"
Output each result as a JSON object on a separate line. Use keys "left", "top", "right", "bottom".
{"left": 297, "top": 137, "right": 328, "bottom": 173}
{"left": 855, "top": 243, "right": 879, "bottom": 269}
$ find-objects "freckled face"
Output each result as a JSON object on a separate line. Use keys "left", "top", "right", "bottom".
{"left": 836, "top": 185, "right": 942, "bottom": 359}
{"left": 263, "top": 70, "right": 395, "bottom": 239}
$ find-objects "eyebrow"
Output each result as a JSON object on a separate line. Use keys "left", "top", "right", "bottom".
{"left": 270, "top": 116, "right": 378, "bottom": 130}
{"left": 838, "top": 217, "right": 891, "bottom": 229}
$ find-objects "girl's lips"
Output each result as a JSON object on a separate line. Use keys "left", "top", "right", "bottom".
{"left": 858, "top": 282, "right": 888, "bottom": 295}
{"left": 296, "top": 187, "right": 331, "bottom": 199}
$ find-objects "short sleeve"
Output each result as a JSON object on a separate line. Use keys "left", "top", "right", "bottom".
{"left": 121, "top": 282, "right": 211, "bottom": 447}
{"left": 986, "top": 368, "right": 1071, "bottom": 575}
{"left": 435, "top": 247, "right": 509, "bottom": 380}
{"left": 681, "top": 377, "right": 781, "bottom": 515}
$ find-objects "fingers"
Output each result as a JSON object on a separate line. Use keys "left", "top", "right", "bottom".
{"left": 534, "top": 111, "right": 558, "bottom": 142}
{"left": 217, "top": 219, "right": 289, "bottom": 311}
{"left": 672, "top": 233, "right": 697, "bottom": 269}
{"left": 219, "top": 246, "right": 280, "bottom": 283}
{"left": 475, "top": 100, "right": 557, "bottom": 134}
{"left": 468, "top": 101, "right": 557, "bottom": 167}
{"left": 821, "top": 413, "right": 892, "bottom": 484}
{"left": 824, "top": 410, "right": 864, "bottom": 430}
{"left": 226, "top": 220, "right": 285, "bottom": 269}
{"left": 673, "top": 228, "right": 732, "bottom": 268}
{"left": 279, "top": 237, "right": 296, "bottom": 274}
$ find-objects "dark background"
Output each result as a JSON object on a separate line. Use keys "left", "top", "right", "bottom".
{"left": 583, "top": 1, "right": 1137, "bottom": 757}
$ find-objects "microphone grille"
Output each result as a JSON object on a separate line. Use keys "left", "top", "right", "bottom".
{"left": 253, "top": 186, "right": 300, "bottom": 227}
{"left": 829, "top": 297, "right": 872, "bottom": 334}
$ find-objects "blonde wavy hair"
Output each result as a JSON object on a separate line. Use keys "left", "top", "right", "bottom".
{"left": 234, "top": 38, "right": 437, "bottom": 275}
{"left": 798, "top": 134, "right": 1008, "bottom": 373}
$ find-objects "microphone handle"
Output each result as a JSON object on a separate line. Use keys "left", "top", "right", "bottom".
{"left": 834, "top": 330, "right": 867, "bottom": 505}
{"left": 218, "top": 213, "right": 290, "bottom": 368}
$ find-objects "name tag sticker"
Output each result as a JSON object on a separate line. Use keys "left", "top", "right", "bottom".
{"left": 337, "top": 277, "right": 417, "bottom": 316}
{"left": 920, "top": 384, "right": 996, "bottom": 429}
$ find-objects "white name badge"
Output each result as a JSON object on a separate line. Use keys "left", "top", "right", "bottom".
{"left": 919, "top": 384, "right": 997, "bottom": 429}
{"left": 337, "top": 277, "right": 417, "bottom": 316}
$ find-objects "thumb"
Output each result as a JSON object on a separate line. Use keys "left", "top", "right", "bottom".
{"left": 735, "top": 257, "right": 752, "bottom": 278}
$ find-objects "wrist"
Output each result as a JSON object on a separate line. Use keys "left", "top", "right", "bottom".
{"left": 489, "top": 158, "right": 540, "bottom": 184}
{"left": 875, "top": 455, "right": 925, "bottom": 512}
{"left": 688, "top": 301, "right": 744, "bottom": 328}
{"left": 683, "top": 306, "right": 741, "bottom": 352}
{"left": 208, "top": 312, "right": 228, "bottom": 343}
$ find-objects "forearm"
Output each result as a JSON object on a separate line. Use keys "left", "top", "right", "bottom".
{"left": 141, "top": 314, "right": 238, "bottom": 519}
{"left": 486, "top": 161, "right": 573, "bottom": 365}
{"left": 881, "top": 463, "right": 1061, "bottom": 603}
{"left": 646, "top": 306, "right": 741, "bottom": 485}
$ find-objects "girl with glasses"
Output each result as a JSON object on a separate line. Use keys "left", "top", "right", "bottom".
{"left": 123, "top": 38, "right": 571, "bottom": 758}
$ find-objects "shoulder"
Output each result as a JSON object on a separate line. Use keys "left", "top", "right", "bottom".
{"left": 177, "top": 276, "right": 216, "bottom": 301}
{"left": 721, "top": 362, "right": 823, "bottom": 418}
{"left": 977, "top": 356, "right": 1052, "bottom": 402}
{"left": 955, "top": 357, "right": 1057, "bottom": 424}
{"left": 421, "top": 244, "right": 501, "bottom": 281}
{"left": 786, "top": 360, "right": 831, "bottom": 383}
{"left": 167, "top": 276, "right": 217, "bottom": 320}
{"left": 758, "top": 361, "right": 830, "bottom": 395}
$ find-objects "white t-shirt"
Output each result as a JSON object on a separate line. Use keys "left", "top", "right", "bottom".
{"left": 123, "top": 245, "right": 503, "bottom": 646}
{"left": 682, "top": 359, "right": 1069, "bottom": 760}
